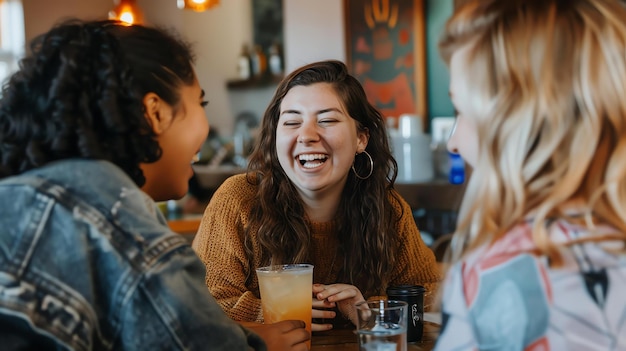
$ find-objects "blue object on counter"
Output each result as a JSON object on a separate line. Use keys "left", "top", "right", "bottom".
{"left": 166, "top": 199, "right": 182, "bottom": 220}
{"left": 448, "top": 152, "right": 465, "bottom": 184}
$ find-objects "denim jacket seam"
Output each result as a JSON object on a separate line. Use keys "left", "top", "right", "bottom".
{"left": 142, "top": 235, "right": 192, "bottom": 266}
{"left": 138, "top": 270, "right": 186, "bottom": 349}
{"left": 15, "top": 193, "right": 55, "bottom": 277}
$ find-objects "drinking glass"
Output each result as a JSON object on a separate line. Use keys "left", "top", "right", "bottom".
{"left": 256, "top": 264, "right": 313, "bottom": 338}
{"left": 356, "top": 299, "right": 408, "bottom": 351}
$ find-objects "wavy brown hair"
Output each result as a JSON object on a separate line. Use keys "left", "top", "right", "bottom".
{"left": 440, "top": 0, "right": 626, "bottom": 264}
{"left": 244, "top": 60, "right": 404, "bottom": 296}
{"left": 0, "top": 19, "right": 195, "bottom": 185}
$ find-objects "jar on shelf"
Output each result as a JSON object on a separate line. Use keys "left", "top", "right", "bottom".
{"left": 237, "top": 44, "right": 252, "bottom": 80}
{"left": 250, "top": 44, "right": 267, "bottom": 77}
{"left": 268, "top": 43, "right": 283, "bottom": 76}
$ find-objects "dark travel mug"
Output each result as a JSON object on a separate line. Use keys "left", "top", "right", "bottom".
{"left": 386, "top": 285, "right": 425, "bottom": 342}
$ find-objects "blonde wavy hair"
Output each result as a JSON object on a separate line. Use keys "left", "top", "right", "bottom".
{"left": 439, "top": 0, "right": 626, "bottom": 265}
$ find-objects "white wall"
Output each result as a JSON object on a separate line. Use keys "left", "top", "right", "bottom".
{"left": 140, "top": 0, "right": 254, "bottom": 136}
{"left": 20, "top": 0, "right": 346, "bottom": 137}
{"left": 284, "top": 0, "right": 345, "bottom": 73}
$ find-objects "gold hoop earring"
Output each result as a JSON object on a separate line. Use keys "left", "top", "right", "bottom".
{"left": 351, "top": 151, "right": 373, "bottom": 180}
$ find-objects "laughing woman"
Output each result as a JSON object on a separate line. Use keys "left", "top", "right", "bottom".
{"left": 192, "top": 60, "right": 441, "bottom": 332}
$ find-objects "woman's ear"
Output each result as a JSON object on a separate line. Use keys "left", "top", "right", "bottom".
{"left": 142, "top": 92, "right": 170, "bottom": 135}
{"left": 356, "top": 127, "right": 370, "bottom": 153}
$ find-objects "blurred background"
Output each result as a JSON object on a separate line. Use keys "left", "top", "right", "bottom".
{"left": 0, "top": 0, "right": 463, "bottom": 259}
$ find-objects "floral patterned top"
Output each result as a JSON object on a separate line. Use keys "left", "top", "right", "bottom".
{"left": 435, "top": 218, "right": 626, "bottom": 351}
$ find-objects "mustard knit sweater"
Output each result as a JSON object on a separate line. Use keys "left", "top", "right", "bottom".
{"left": 192, "top": 174, "right": 442, "bottom": 322}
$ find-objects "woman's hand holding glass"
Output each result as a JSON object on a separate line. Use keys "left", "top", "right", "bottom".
{"left": 311, "top": 283, "right": 366, "bottom": 331}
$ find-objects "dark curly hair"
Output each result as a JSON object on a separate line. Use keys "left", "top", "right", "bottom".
{"left": 0, "top": 19, "right": 195, "bottom": 185}
{"left": 245, "top": 60, "right": 402, "bottom": 296}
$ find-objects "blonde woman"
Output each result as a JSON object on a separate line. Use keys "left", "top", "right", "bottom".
{"left": 435, "top": 0, "right": 626, "bottom": 349}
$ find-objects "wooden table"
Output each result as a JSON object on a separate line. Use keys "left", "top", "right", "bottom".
{"left": 311, "top": 321, "right": 439, "bottom": 350}
{"left": 167, "top": 215, "right": 202, "bottom": 242}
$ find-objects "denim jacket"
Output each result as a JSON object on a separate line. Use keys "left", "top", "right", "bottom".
{"left": 0, "top": 160, "right": 265, "bottom": 350}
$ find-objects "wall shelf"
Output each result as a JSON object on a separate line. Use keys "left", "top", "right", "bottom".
{"left": 226, "top": 74, "right": 283, "bottom": 89}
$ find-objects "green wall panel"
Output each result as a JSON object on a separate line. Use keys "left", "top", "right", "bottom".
{"left": 426, "top": 0, "right": 454, "bottom": 130}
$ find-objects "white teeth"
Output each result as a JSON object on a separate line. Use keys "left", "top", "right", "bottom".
{"left": 302, "top": 161, "right": 324, "bottom": 169}
{"left": 297, "top": 153, "right": 328, "bottom": 169}
{"left": 298, "top": 154, "right": 327, "bottom": 161}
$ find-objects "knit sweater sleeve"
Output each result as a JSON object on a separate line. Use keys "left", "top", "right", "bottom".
{"left": 388, "top": 190, "right": 443, "bottom": 310}
{"left": 191, "top": 174, "right": 264, "bottom": 323}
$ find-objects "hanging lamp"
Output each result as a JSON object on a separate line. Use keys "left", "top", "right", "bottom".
{"left": 109, "top": 0, "right": 144, "bottom": 25}
{"left": 177, "top": 0, "right": 220, "bottom": 12}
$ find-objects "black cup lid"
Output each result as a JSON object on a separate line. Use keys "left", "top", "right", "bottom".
{"left": 386, "top": 285, "right": 426, "bottom": 296}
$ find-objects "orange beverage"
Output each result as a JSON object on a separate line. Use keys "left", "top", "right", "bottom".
{"left": 256, "top": 264, "right": 313, "bottom": 345}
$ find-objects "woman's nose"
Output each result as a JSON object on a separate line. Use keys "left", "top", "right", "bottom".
{"left": 297, "top": 121, "right": 319, "bottom": 144}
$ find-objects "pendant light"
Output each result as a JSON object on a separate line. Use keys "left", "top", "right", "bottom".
{"left": 109, "top": 0, "right": 144, "bottom": 25}
{"left": 177, "top": 0, "right": 220, "bottom": 12}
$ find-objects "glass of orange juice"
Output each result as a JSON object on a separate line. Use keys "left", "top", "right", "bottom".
{"left": 256, "top": 264, "right": 313, "bottom": 341}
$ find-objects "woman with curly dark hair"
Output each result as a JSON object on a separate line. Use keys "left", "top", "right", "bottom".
{"left": 193, "top": 60, "right": 441, "bottom": 332}
{"left": 0, "top": 19, "right": 308, "bottom": 351}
